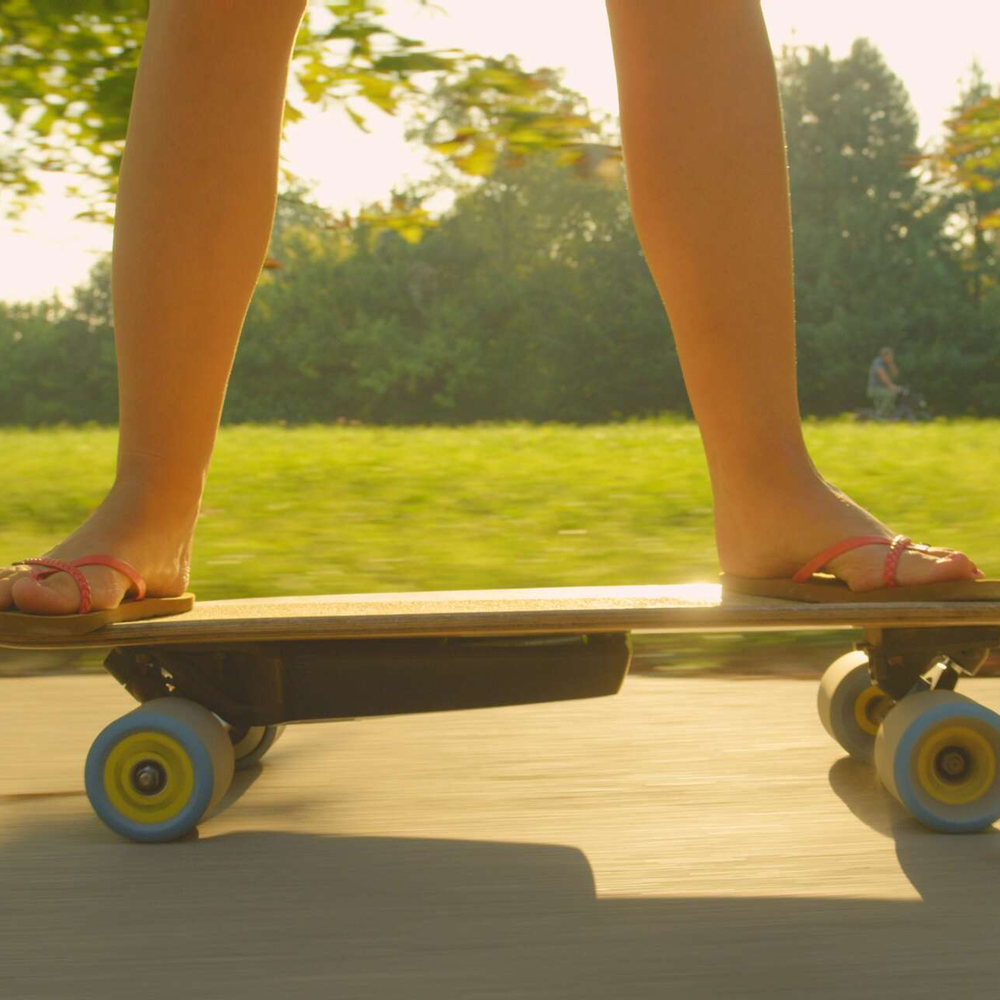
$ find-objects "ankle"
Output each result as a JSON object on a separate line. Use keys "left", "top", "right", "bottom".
{"left": 703, "top": 429, "right": 816, "bottom": 493}
{"left": 710, "top": 458, "right": 826, "bottom": 522}
{"left": 106, "top": 475, "right": 203, "bottom": 531}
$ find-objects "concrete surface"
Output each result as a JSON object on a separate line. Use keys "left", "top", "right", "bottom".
{"left": 2, "top": 672, "right": 1000, "bottom": 999}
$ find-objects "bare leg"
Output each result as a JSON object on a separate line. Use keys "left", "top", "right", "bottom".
{"left": 604, "top": 0, "right": 976, "bottom": 588}
{"left": 1, "top": 0, "right": 307, "bottom": 613}
{"left": 0, "top": 0, "right": 977, "bottom": 614}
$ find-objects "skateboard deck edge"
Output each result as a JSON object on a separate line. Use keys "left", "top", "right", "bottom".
{"left": 2, "top": 584, "right": 1000, "bottom": 651}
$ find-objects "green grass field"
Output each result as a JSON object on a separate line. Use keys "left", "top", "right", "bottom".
{"left": 2, "top": 418, "right": 997, "bottom": 599}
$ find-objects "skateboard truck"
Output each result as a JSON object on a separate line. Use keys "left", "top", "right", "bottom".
{"left": 856, "top": 626, "right": 1000, "bottom": 701}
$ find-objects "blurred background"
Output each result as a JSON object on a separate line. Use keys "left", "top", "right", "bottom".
{"left": 1, "top": 1, "right": 999, "bottom": 670}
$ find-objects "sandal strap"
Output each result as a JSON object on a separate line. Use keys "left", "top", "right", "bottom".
{"left": 883, "top": 534, "right": 912, "bottom": 589}
{"left": 69, "top": 555, "right": 147, "bottom": 600}
{"left": 791, "top": 536, "right": 892, "bottom": 584}
{"left": 792, "top": 533, "right": 926, "bottom": 588}
{"left": 18, "top": 554, "right": 147, "bottom": 615}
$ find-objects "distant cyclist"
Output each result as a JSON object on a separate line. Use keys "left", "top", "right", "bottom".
{"left": 867, "top": 347, "right": 901, "bottom": 420}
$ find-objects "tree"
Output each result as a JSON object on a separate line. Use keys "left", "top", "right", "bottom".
{"left": 0, "top": 0, "right": 615, "bottom": 236}
{"left": 6, "top": 33, "right": 999, "bottom": 425}
{"left": 0, "top": 265, "right": 118, "bottom": 424}
{"left": 922, "top": 64, "right": 1000, "bottom": 310}
{"left": 779, "top": 39, "right": 999, "bottom": 415}
{"left": 222, "top": 131, "right": 679, "bottom": 424}
{"left": 931, "top": 63, "right": 1000, "bottom": 231}
{"left": 409, "top": 55, "right": 621, "bottom": 185}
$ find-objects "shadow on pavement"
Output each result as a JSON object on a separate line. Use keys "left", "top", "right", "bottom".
{"left": 4, "top": 800, "right": 1000, "bottom": 1000}
{"left": 828, "top": 755, "right": 1000, "bottom": 905}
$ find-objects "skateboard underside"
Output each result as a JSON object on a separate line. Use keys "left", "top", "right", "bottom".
{"left": 105, "top": 632, "right": 634, "bottom": 727}
{"left": 20, "top": 584, "right": 1000, "bottom": 842}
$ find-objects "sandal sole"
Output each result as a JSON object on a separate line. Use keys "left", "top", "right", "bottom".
{"left": 720, "top": 576, "right": 1000, "bottom": 604}
{"left": 0, "top": 594, "right": 195, "bottom": 641}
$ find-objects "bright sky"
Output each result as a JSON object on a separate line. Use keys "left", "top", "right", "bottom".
{"left": 1, "top": 0, "right": 998, "bottom": 304}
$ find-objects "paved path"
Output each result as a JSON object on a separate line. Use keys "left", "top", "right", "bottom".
{"left": 3, "top": 672, "right": 1000, "bottom": 999}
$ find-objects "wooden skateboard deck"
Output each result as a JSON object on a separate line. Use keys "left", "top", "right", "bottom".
{"left": 3, "top": 583, "right": 1000, "bottom": 650}
{"left": 4, "top": 581, "right": 999, "bottom": 729}
{"left": 12, "top": 585, "right": 999, "bottom": 842}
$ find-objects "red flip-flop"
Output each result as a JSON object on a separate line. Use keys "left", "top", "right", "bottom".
{"left": 721, "top": 534, "right": 1000, "bottom": 603}
{"left": 0, "top": 554, "right": 195, "bottom": 639}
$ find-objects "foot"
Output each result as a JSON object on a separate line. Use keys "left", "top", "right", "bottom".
{"left": 0, "top": 481, "right": 197, "bottom": 615}
{"left": 714, "top": 473, "right": 981, "bottom": 592}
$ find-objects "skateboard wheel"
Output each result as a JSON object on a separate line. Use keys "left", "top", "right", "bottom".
{"left": 874, "top": 689, "right": 1000, "bottom": 833}
{"left": 230, "top": 724, "right": 286, "bottom": 770}
{"left": 84, "top": 697, "right": 235, "bottom": 843}
{"left": 817, "top": 651, "right": 893, "bottom": 763}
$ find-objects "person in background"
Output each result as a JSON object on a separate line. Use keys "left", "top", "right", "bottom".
{"left": 867, "top": 347, "right": 901, "bottom": 421}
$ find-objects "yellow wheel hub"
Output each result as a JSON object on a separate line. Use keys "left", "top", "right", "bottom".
{"left": 103, "top": 731, "right": 195, "bottom": 825}
{"left": 853, "top": 685, "right": 893, "bottom": 736}
{"left": 916, "top": 725, "right": 996, "bottom": 806}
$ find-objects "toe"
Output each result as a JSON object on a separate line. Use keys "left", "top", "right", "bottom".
{"left": 9, "top": 565, "right": 131, "bottom": 615}
{"left": 10, "top": 570, "right": 87, "bottom": 615}
{"left": 896, "top": 547, "right": 979, "bottom": 586}
{"left": 832, "top": 540, "right": 982, "bottom": 592}
{"left": 0, "top": 566, "right": 32, "bottom": 611}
